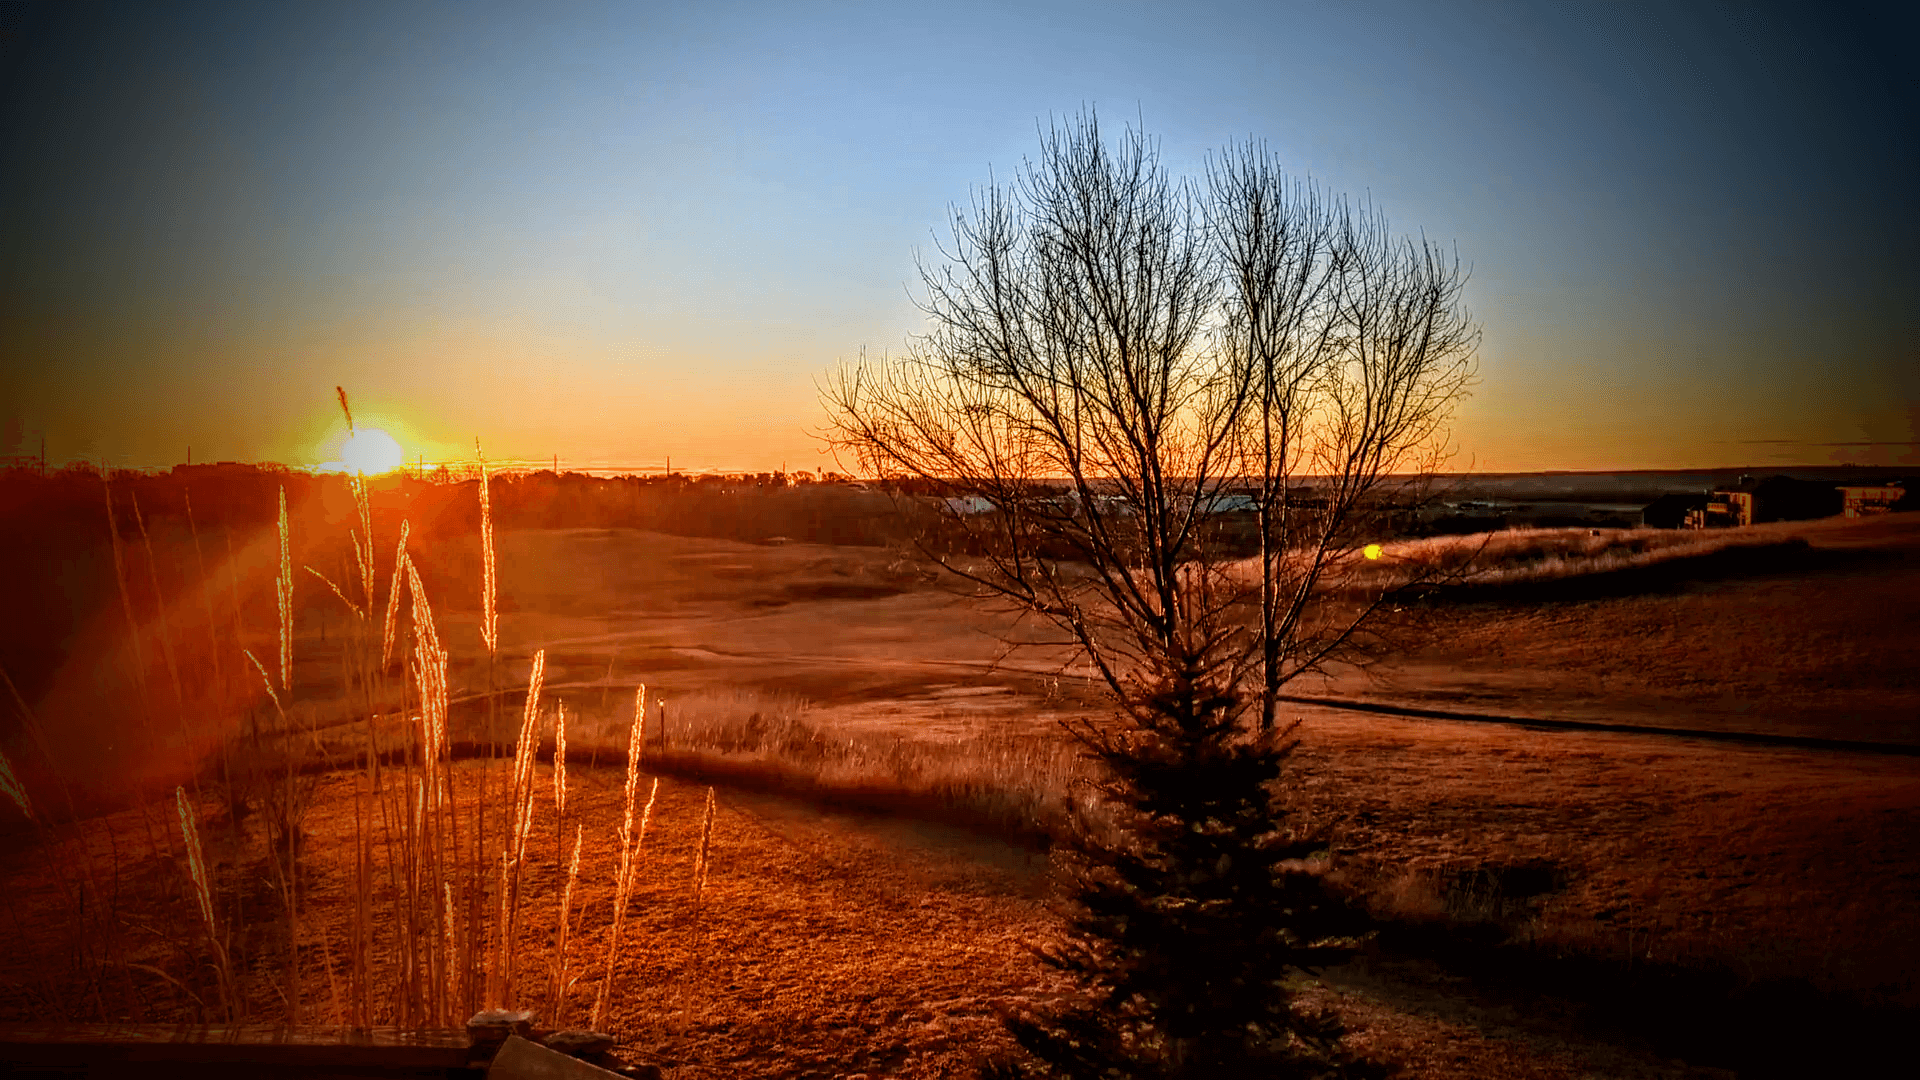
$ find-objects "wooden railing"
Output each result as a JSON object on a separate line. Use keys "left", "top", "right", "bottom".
{"left": 0, "top": 1024, "right": 479, "bottom": 1077}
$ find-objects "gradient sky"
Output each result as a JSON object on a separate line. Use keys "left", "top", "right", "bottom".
{"left": 2, "top": 0, "right": 1914, "bottom": 474}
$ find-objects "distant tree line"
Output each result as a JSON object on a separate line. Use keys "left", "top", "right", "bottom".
{"left": 0, "top": 461, "right": 921, "bottom": 549}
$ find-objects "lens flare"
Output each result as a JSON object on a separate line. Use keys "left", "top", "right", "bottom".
{"left": 340, "top": 428, "right": 405, "bottom": 475}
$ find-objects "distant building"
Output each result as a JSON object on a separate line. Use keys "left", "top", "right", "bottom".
{"left": 1836, "top": 482, "right": 1908, "bottom": 518}
{"left": 1642, "top": 492, "right": 1706, "bottom": 529}
{"left": 1687, "top": 475, "right": 1843, "bottom": 529}
{"left": 943, "top": 495, "right": 996, "bottom": 515}
{"left": 1196, "top": 493, "right": 1259, "bottom": 514}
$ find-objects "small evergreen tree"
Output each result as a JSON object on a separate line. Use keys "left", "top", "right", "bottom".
{"left": 991, "top": 667, "right": 1384, "bottom": 1079}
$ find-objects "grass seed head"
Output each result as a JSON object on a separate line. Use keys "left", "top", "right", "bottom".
{"left": 305, "top": 565, "right": 364, "bottom": 618}
{"left": 554, "top": 701, "right": 568, "bottom": 818}
{"left": 621, "top": 684, "right": 647, "bottom": 849}
{"left": 638, "top": 777, "right": 659, "bottom": 858}
{"left": 175, "top": 786, "right": 216, "bottom": 935}
{"left": 510, "top": 650, "right": 548, "bottom": 863}
{"left": 243, "top": 648, "right": 284, "bottom": 714}
{"left": 692, "top": 786, "right": 716, "bottom": 895}
{"left": 381, "top": 523, "right": 411, "bottom": 667}
{"left": 595, "top": 774, "right": 659, "bottom": 1032}
{"left": 277, "top": 486, "right": 291, "bottom": 693}
{"left": 405, "top": 559, "right": 443, "bottom": 664}
{"left": 552, "top": 822, "right": 584, "bottom": 1023}
{"left": 0, "top": 746, "right": 33, "bottom": 822}
{"left": 350, "top": 469, "right": 374, "bottom": 607}
{"left": 477, "top": 438, "right": 497, "bottom": 655}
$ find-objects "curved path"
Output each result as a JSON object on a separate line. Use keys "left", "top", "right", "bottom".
{"left": 1276, "top": 693, "right": 1920, "bottom": 756}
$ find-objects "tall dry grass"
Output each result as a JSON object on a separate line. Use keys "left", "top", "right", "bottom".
{"left": 675, "top": 785, "right": 719, "bottom": 1033}
{"left": 592, "top": 690, "right": 657, "bottom": 1031}
{"left": 0, "top": 398, "right": 697, "bottom": 1036}
{"left": 11, "top": 428, "right": 1089, "bottom": 1038}
{"left": 0, "top": 660, "right": 138, "bottom": 1022}
{"left": 549, "top": 823, "right": 584, "bottom": 1026}
{"left": 381, "top": 522, "right": 410, "bottom": 668}
{"left": 477, "top": 438, "right": 497, "bottom": 657}
{"left": 100, "top": 471, "right": 168, "bottom": 866}
{"left": 173, "top": 785, "right": 233, "bottom": 1019}
{"left": 132, "top": 492, "right": 189, "bottom": 732}
{"left": 7, "top": 393, "right": 1110, "bottom": 1037}
{"left": 565, "top": 687, "right": 1100, "bottom": 843}
{"left": 494, "top": 647, "right": 546, "bottom": 1006}
{"left": 13, "top": 435, "right": 1116, "bottom": 1033}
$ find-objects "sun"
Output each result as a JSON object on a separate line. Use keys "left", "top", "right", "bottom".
{"left": 339, "top": 428, "right": 405, "bottom": 475}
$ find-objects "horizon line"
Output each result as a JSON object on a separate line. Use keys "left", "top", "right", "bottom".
{"left": 6, "top": 457, "right": 1914, "bottom": 482}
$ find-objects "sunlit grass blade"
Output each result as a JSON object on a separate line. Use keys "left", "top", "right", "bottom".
{"left": 477, "top": 438, "right": 497, "bottom": 656}
{"left": 381, "top": 523, "right": 411, "bottom": 668}
{"left": 550, "top": 822, "right": 583, "bottom": 1026}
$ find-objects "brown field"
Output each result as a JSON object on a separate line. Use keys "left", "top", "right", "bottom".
{"left": 3, "top": 474, "right": 1917, "bottom": 1077}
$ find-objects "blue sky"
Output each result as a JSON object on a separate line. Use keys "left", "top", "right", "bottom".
{"left": 2, "top": 0, "right": 1913, "bottom": 472}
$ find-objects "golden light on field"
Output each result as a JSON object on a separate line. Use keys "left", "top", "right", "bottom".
{"left": 339, "top": 427, "right": 405, "bottom": 475}
{"left": 1363, "top": 543, "right": 1383, "bottom": 560}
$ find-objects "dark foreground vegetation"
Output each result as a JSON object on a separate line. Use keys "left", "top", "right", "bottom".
{"left": 1363, "top": 915, "right": 1912, "bottom": 1078}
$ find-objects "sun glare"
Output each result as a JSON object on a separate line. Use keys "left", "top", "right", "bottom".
{"left": 339, "top": 428, "right": 405, "bottom": 475}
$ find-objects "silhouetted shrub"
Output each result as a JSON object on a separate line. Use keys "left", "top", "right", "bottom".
{"left": 998, "top": 677, "right": 1384, "bottom": 1079}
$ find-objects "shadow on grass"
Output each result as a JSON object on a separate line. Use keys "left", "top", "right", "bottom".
{"left": 1344, "top": 860, "right": 1916, "bottom": 1078}
{"left": 1407, "top": 537, "right": 1906, "bottom": 605}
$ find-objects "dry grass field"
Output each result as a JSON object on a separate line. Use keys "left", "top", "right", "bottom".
{"left": 3, "top": 470, "right": 1916, "bottom": 1077}
{"left": 1322, "top": 514, "right": 1920, "bottom": 746}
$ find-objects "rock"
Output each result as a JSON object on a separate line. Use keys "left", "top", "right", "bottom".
{"left": 616, "top": 1065, "right": 663, "bottom": 1080}
{"left": 540, "top": 1030, "right": 615, "bottom": 1059}
{"left": 468, "top": 1009, "right": 537, "bottom": 1055}
{"left": 487, "top": 1034, "right": 626, "bottom": 1078}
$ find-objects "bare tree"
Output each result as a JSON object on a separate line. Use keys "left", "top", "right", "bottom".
{"left": 821, "top": 110, "right": 1475, "bottom": 1077}
{"left": 1208, "top": 141, "right": 1478, "bottom": 729}
{"left": 824, "top": 114, "right": 1248, "bottom": 705}
{"left": 823, "top": 117, "right": 1476, "bottom": 720}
